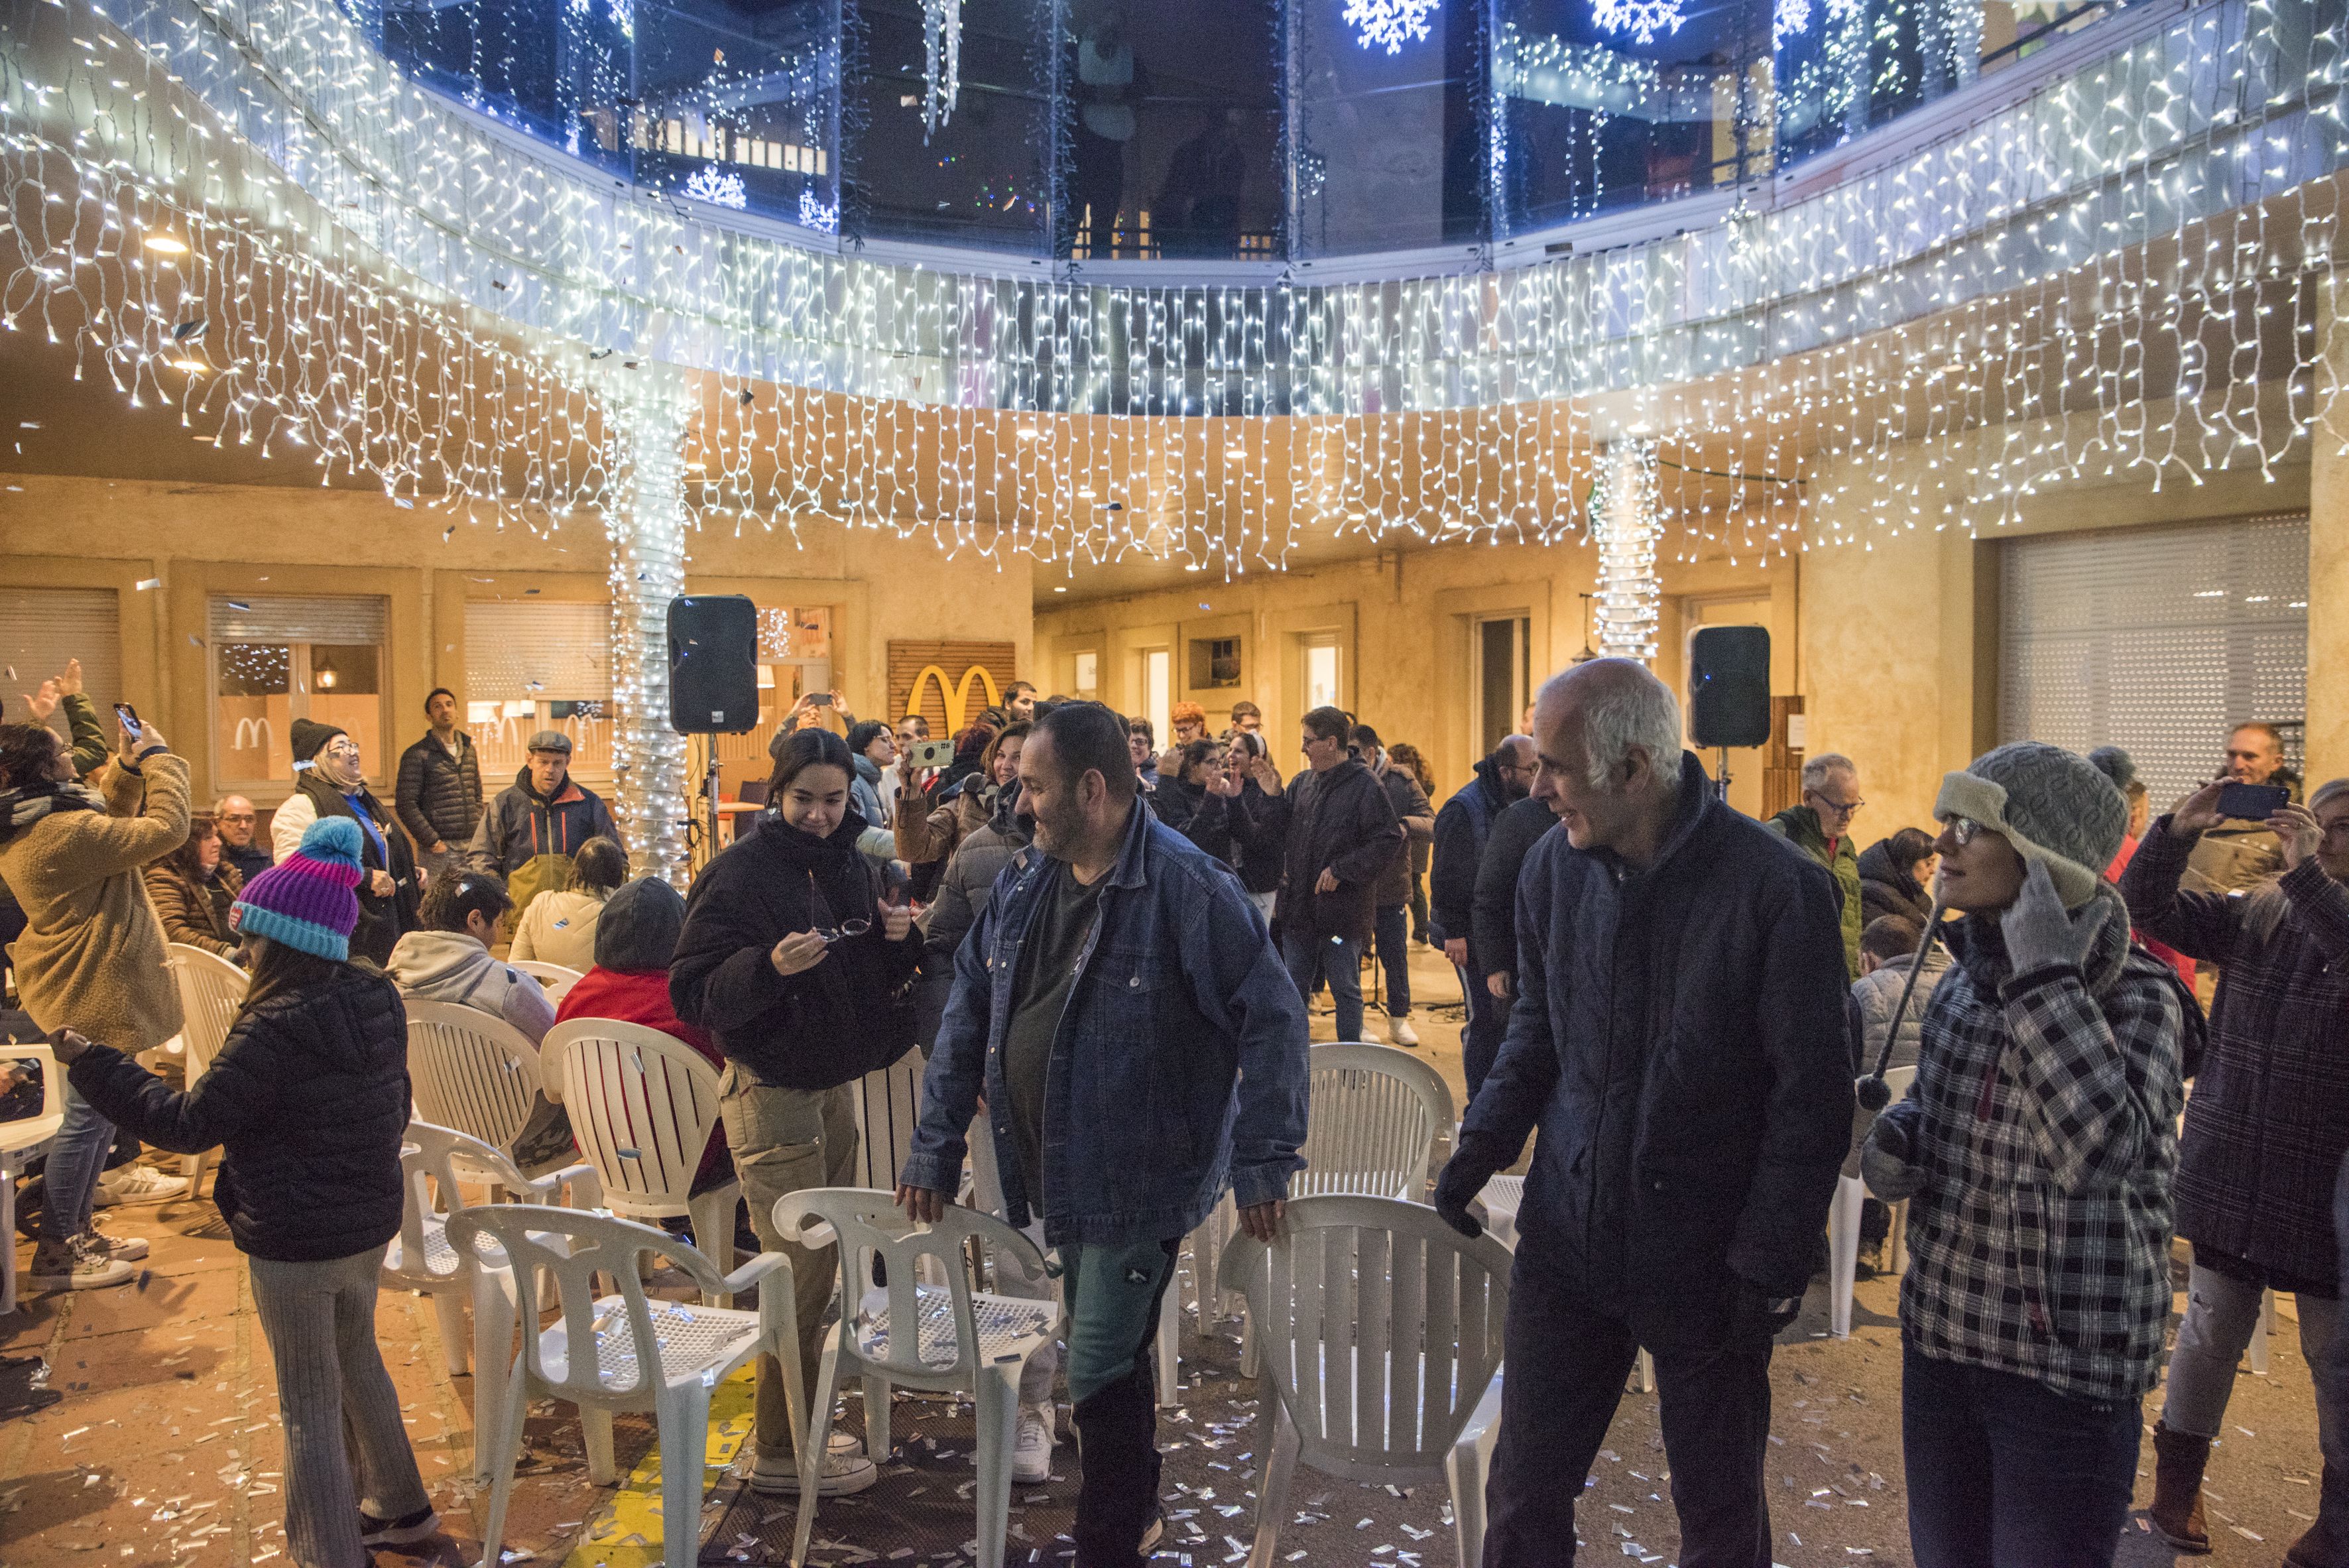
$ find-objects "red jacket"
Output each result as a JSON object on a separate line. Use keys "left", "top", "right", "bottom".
{"left": 2108, "top": 836, "right": 2196, "bottom": 988}
{"left": 555, "top": 967, "right": 731, "bottom": 1191}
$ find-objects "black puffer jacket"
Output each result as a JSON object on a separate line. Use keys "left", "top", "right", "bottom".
{"left": 68, "top": 968, "right": 410, "bottom": 1262}
{"left": 394, "top": 731, "right": 484, "bottom": 852}
{"left": 1260, "top": 759, "right": 1402, "bottom": 944}
{"left": 672, "top": 809, "right": 923, "bottom": 1090}
{"left": 1462, "top": 755, "right": 1853, "bottom": 1349}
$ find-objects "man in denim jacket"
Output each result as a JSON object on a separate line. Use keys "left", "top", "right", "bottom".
{"left": 898, "top": 701, "right": 1309, "bottom": 1568}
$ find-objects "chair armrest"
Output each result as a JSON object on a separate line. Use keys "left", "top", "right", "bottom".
{"left": 521, "top": 1162, "right": 605, "bottom": 1211}
{"left": 719, "top": 1250, "right": 793, "bottom": 1297}
{"left": 1457, "top": 1368, "right": 1505, "bottom": 1457}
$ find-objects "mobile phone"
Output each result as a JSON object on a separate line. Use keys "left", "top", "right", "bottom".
{"left": 807, "top": 692, "right": 833, "bottom": 708}
{"left": 111, "top": 701, "right": 141, "bottom": 738}
{"left": 2217, "top": 782, "right": 2291, "bottom": 821}
{"left": 908, "top": 739, "right": 954, "bottom": 769}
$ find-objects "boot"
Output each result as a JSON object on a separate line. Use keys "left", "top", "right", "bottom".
{"left": 2149, "top": 1421, "right": 2212, "bottom": 1555}
{"left": 2285, "top": 1456, "right": 2349, "bottom": 1567}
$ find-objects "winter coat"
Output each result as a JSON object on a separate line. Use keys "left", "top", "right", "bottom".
{"left": 916, "top": 791, "right": 1033, "bottom": 1050}
{"left": 0, "top": 753, "right": 188, "bottom": 1053}
{"left": 69, "top": 967, "right": 409, "bottom": 1262}
{"left": 466, "top": 769, "right": 623, "bottom": 920}
{"left": 1841, "top": 947, "right": 1949, "bottom": 1179}
{"left": 509, "top": 888, "right": 608, "bottom": 972}
{"left": 1770, "top": 804, "right": 1864, "bottom": 978}
{"left": 670, "top": 809, "right": 922, "bottom": 1091}
{"left": 273, "top": 774, "right": 421, "bottom": 966}
{"left": 895, "top": 777, "right": 992, "bottom": 868}
{"left": 2122, "top": 819, "right": 2349, "bottom": 1288}
{"left": 1856, "top": 838, "right": 1934, "bottom": 927}
{"left": 555, "top": 966, "right": 731, "bottom": 1192}
{"left": 143, "top": 859, "right": 244, "bottom": 958}
{"left": 1221, "top": 780, "right": 1288, "bottom": 896}
{"left": 850, "top": 754, "right": 891, "bottom": 829}
{"left": 902, "top": 800, "right": 1311, "bottom": 1246}
{"left": 221, "top": 839, "right": 273, "bottom": 885}
{"left": 1148, "top": 772, "right": 1235, "bottom": 863}
{"left": 2105, "top": 835, "right": 2195, "bottom": 987}
{"left": 1372, "top": 762, "right": 1434, "bottom": 910}
{"left": 394, "top": 730, "right": 484, "bottom": 853}
{"left": 1463, "top": 754, "right": 1853, "bottom": 1349}
{"left": 1471, "top": 796, "right": 1555, "bottom": 983}
{"left": 1260, "top": 758, "right": 1402, "bottom": 945}
{"left": 385, "top": 930, "right": 557, "bottom": 1048}
{"left": 1430, "top": 761, "right": 1513, "bottom": 950}
{"left": 1899, "top": 893, "right": 2193, "bottom": 1402}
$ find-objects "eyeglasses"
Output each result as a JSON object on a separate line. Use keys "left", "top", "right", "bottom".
{"left": 1947, "top": 815, "right": 1985, "bottom": 847}
{"left": 217, "top": 812, "right": 257, "bottom": 823}
{"left": 812, "top": 920, "right": 871, "bottom": 943}
{"left": 1809, "top": 790, "right": 1864, "bottom": 817}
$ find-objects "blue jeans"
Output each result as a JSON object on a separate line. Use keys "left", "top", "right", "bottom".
{"left": 1901, "top": 1344, "right": 2141, "bottom": 1567}
{"left": 1280, "top": 927, "right": 1364, "bottom": 1044}
{"left": 1372, "top": 903, "right": 1412, "bottom": 1018}
{"left": 40, "top": 1079, "right": 114, "bottom": 1242}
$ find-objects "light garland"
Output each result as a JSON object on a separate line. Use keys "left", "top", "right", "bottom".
{"left": 599, "top": 363, "right": 692, "bottom": 882}
{"left": 921, "top": 0, "right": 963, "bottom": 139}
{"left": 1343, "top": 0, "right": 1440, "bottom": 54}
{"left": 1593, "top": 440, "right": 1663, "bottom": 661}
{"left": 1591, "top": 0, "right": 1687, "bottom": 48}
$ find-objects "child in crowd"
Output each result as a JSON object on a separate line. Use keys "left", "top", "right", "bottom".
{"left": 53, "top": 817, "right": 436, "bottom": 1568}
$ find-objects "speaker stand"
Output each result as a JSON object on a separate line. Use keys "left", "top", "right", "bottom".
{"left": 1715, "top": 745, "right": 1734, "bottom": 808}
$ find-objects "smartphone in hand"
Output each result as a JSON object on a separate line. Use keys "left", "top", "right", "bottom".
{"left": 2217, "top": 782, "right": 2291, "bottom": 821}
{"left": 112, "top": 701, "right": 142, "bottom": 739}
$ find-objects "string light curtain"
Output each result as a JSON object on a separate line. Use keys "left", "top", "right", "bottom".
{"left": 599, "top": 365, "right": 693, "bottom": 884}
{"left": 1593, "top": 440, "right": 1663, "bottom": 662}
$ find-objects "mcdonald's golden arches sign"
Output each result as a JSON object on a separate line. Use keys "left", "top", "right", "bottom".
{"left": 888, "top": 640, "right": 1019, "bottom": 735}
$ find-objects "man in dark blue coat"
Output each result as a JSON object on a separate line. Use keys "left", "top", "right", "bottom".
{"left": 1429, "top": 734, "right": 1534, "bottom": 1098}
{"left": 1435, "top": 658, "right": 1851, "bottom": 1568}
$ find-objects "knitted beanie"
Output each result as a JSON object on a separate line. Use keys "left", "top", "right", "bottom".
{"left": 2085, "top": 745, "right": 2137, "bottom": 796}
{"left": 290, "top": 717, "right": 347, "bottom": 765}
{"left": 233, "top": 816, "right": 364, "bottom": 959}
{"left": 1935, "top": 742, "right": 2129, "bottom": 910}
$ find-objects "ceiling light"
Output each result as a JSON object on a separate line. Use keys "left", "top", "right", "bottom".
{"left": 141, "top": 233, "right": 188, "bottom": 255}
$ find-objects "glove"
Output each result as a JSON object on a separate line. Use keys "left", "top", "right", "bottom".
{"left": 1860, "top": 1097, "right": 1926, "bottom": 1202}
{"left": 1998, "top": 860, "right": 2102, "bottom": 977}
{"left": 1734, "top": 1276, "right": 1803, "bottom": 1335}
{"left": 1433, "top": 1132, "right": 1515, "bottom": 1238}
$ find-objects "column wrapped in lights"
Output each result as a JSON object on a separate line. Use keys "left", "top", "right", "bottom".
{"left": 599, "top": 365, "right": 693, "bottom": 886}
{"left": 1593, "top": 440, "right": 1662, "bottom": 662}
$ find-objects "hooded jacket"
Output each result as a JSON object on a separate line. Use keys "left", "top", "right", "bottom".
{"left": 385, "top": 929, "right": 557, "bottom": 1046}
{"left": 670, "top": 808, "right": 922, "bottom": 1091}
{"left": 1770, "top": 804, "right": 1864, "bottom": 978}
{"left": 466, "top": 766, "right": 623, "bottom": 919}
{"left": 1259, "top": 758, "right": 1403, "bottom": 945}
{"left": 1371, "top": 759, "right": 1434, "bottom": 910}
{"left": 1463, "top": 754, "right": 1853, "bottom": 1349}
{"left": 508, "top": 888, "right": 608, "bottom": 971}
{"left": 144, "top": 858, "right": 244, "bottom": 958}
{"left": 69, "top": 966, "right": 409, "bottom": 1261}
{"left": 916, "top": 786, "right": 1035, "bottom": 1050}
{"left": 1856, "top": 837, "right": 1935, "bottom": 927}
{"left": 1430, "top": 758, "right": 1515, "bottom": 950}
{"left": 0, "top": 752, "right": 188, "bottom": 1053}
{"left": 394, "top": 729, "right": 485, "bottom": 853}
{"left": 273, "top": 771, "right": 420, "bottom": 965}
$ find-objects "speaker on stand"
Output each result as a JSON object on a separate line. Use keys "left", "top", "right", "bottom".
{"left": 667, "top": 595, "right": 760, "bottom": 871}
{"left": 1689, "top": 625, "right": 1771, "bottom": 806}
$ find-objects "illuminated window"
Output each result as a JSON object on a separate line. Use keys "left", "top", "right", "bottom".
{"left": 211, "top": 596, "right": 389, "bottom": 799}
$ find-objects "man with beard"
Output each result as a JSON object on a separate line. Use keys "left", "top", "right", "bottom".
{"left": 900, "top": 700, "right": 1308, "bottom": 1568}
{"left": 1431, "top": 733, "right": 1535, "bottom": 1099}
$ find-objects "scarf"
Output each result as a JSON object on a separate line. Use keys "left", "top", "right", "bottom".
{"left": 0, "top": 780, "right": 106, "bottom": 841}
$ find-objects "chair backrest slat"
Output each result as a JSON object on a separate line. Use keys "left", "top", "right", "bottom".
{"left": 849, "top": 1053, "right": 926, "bottom": 1192}
{"left": 1297, "top": 1044, "right": 1455, "bottom": 1202}
{"left": 546, "top": 1021, "right": 725, "bottom": 1217}
{"left": 405, "top": 1001, "right": 544, "bottom": 1152}
{"left": 166, "top": 944, "right": 249, "bottom": 1082}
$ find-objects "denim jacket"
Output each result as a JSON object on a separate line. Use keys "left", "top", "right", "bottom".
{"left": 901, "top": 798, "right": 1310, "bottom": 1246}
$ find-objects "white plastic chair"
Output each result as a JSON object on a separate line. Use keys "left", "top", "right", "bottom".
{"left": 544, "top": 1020, "right": 738, "bottom": 1305}
{"left": 509, "top": 961, "right": 584, "bottom": 1005}
{"left": 1475, "top": 1170, "right": 1654, "bottom": 1392}
{"left": 381, "top": 1121, "right": 603, "bottom": 1480}
{"left": 404, "top": 1000, "right": 550, "bottom": 1156}
{"left": 1832, "top": 1065, "right": 1919, "bottom": 1338}
{"left": 1297, "top": 1042, "right": 1455, "bottom": 1199}
{"left": 775, "top": 1188, "right": 1060, "bottom": 1568}
{"left": 452, "top": 1205, "right": 803, "bottom": 1568}
{"left": 849, "top": 1050, "right": 927, "bottom": 1193}
{"left": 1, "top": 1045, "right": 63, "bottom": 1317}
{"left": 165, "top": 943, "right": 248, "bottom": 1196}
{"left": 1219, "top": 1193, "right": 1510, "bottom": 1568}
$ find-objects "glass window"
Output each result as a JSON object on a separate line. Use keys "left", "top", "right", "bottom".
{"left": 1290, "top": 0, "right": 1487, "bottom": 257}
{"left": 464, "top": 600, "right": 615, "bottom": 787}
{"left": 211, "top": 596, "right": 391, "bottom": 798}
{"left": 1142, "top": 647, "right": 1173, "bottom": 743}
{"left": 711, "top": 605, "right": 834, "bottom": 769}
{"left": 1304, "top": 638, "right": 1341, "bottom": 710}
{"left": 628, "top": 0, "right": 843, "bottom": 233}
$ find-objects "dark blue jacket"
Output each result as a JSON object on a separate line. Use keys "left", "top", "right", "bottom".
{"left": 1462, "top": 754, "right": 1852, "bottom": 1348}
{"left": 902, "top": 799, "right": 1311, "bottom": 1246}
{"left": 1430, "top": 760, "right": 1513, "bottom": 948}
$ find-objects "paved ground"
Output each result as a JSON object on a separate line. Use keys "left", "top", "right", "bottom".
{"left": 0, "top": 941, "right": 2326, "bottom": 1567}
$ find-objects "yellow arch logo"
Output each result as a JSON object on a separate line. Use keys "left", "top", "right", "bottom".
{"left": 904, "top": 664, "right": 1002, "bottom": 733}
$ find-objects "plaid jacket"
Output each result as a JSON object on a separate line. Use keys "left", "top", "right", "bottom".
{"left": 1899, "top": 891, "right": 2191, "bottom": 1404}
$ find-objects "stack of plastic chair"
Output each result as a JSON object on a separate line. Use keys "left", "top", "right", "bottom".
{"left": 1827, "top": 1064, "right": 1919, "bottom": 1338}
{"left": 776, "top": 1187, "right": 1059, "bottom": 1568}
{"left": 848, "top": 1050, "right": 927, "bottom": 1193}
{"left": 1219, "top": 1193, "right": 1511, "bottom": 1568}
{"left": 544, "top": 1020, "right": 737, "bottom": 1304}
{"left": 0, "top": 1044, "right": 63, "bottom": 1316}
{"left": 164, "top": 943, "right": 248, "bottom": 1195}
{"left": 509, "top": 960, "right": 583, "bottom": 1006}
{"left": 381, "top": 1120, "right": 602, "bottom": 1480}
{"left": 453, "top": 1206, "right": 803, "bottom": 1568}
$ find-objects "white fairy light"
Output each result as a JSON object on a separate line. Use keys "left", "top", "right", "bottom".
{"left": 1343, "top": 0, "right": 1440, "bottom": 54}
{"left": 1591, "top": 0, "right": 1687, "bottom": 47}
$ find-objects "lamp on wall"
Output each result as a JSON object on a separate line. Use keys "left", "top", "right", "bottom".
{"left": 1572, "top": 593, "right": 1599, "bottom": 664}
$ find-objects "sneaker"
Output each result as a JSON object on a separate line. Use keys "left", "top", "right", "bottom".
{"left": 27, "top": 1235, "right": 135, "bottom": 1291}
{"left": 747, "top": 1441, "right": 878, "bottom": 1496}
{"left": 1012, "top": 1403, "right": 1054, "bottom": 1484}
{"left": 83, "top": 1226, "right": 149, "bottom": 1262}
{"left": 93, "top": 1164, "right": 190, "bottom": 1207}
{"left": 357, "top": 1505, "right": 440, "bottom": 1547}
{"left": 1387, "top": 1014, "right": 1421, "bottom": 1047}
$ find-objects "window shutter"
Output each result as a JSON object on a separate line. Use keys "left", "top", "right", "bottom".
{"left": 465, "top": 601, "right": 612, "bottom": 701}
{"left": 0, "top": 588, "right": 123, "bottom": 745}
{"left": 210, "top": 594, "right": 388, "bottom": 644}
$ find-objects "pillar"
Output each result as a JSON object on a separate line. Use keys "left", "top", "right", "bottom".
{"left": 600, "top": 365, "right": 693, "bottom": 884}
{"left": 2311, "top": 278, "right": 2349, "bottom": 788}
{"left": 1594, "top": 438, "right": 1661, "bottom": 663}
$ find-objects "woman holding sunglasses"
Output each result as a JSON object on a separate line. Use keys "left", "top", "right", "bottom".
{"left": 670, "top": 725, "right": 920, "bottom": 1502}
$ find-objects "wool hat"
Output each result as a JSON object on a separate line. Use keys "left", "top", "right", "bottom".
{"left": 2085, "top": 745, "right": 2138, "bottom": 796}
{"left": 233, "top": 816, "right": 365, "bottom": 960}
{"left": 594, "top": 875, "right": 686, "bottom": 971}
{"left": 1935, "top": 742, "right": 2128, "bottom": 910}
{"left": 290, "top": 717, "right": 347, "bottom": 764}
{"left": 526, "top": 729, "right": 572, "bottom": 756}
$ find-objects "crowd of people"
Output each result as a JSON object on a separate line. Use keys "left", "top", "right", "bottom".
{"left": 1, "top": 650, "right": 2344, "bottom": 1568}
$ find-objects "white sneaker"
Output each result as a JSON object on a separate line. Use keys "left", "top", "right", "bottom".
{"left": 1388, "top": 1015, "right": 1421, "bottom": 1047}
{"left": 1012, "top": 1403, "right": 1055, "bottom": 1484}
{"left": 28, "top": 1235, "right": 135, "bottom": 1290}
{"left": 93, "top": 1164, "right": 190, "bottom": 1207}
{"left": 747, "top": 1440, "right": 878, "bottom": 1496}
{"left": 1357, "top": 1016, "right": 1382, "bottom": 1044}
{"left": 84, "top": 1226, "right": 149, "bottom": 1262}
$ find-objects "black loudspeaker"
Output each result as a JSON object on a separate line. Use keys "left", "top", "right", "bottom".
{"left": 1689, "top": 625, "right": 1772, "bottom": 749}
{"left": 667, "top": 595, "right": 760, "bottom": 733}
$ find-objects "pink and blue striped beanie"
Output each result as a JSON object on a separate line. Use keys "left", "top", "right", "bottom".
{"left": 233, "top": 817, "right": 364, "bottom": 960}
